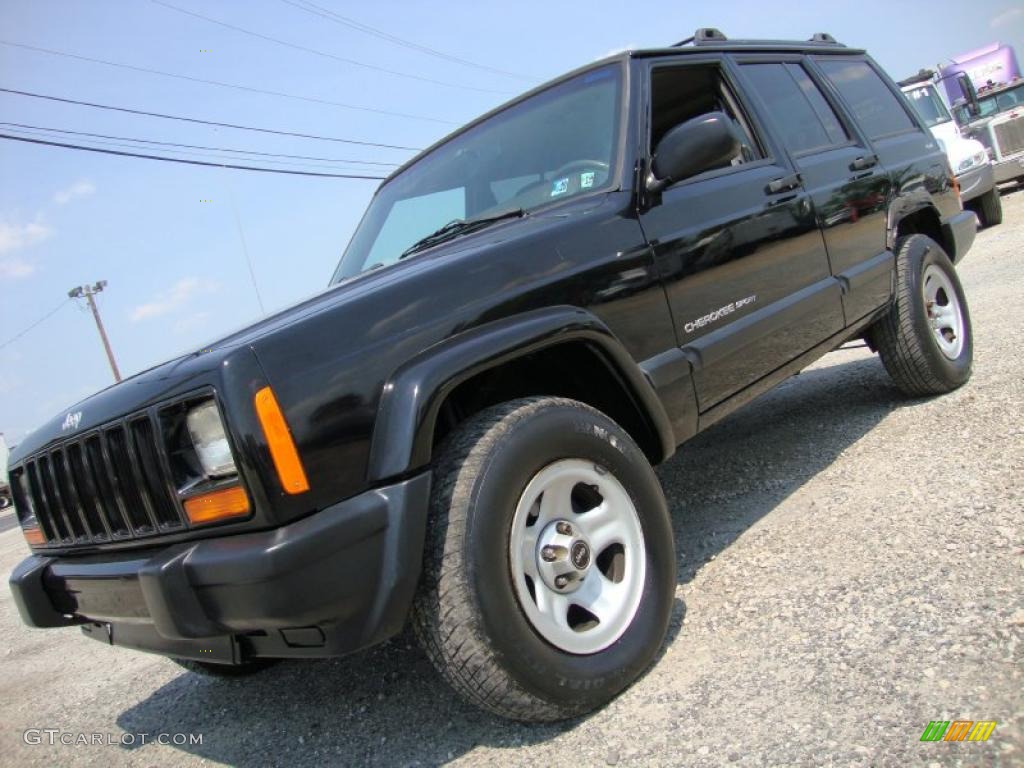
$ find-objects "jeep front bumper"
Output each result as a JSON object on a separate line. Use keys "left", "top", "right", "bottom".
{"left": 9, "top": 472, "right": 430, "bottom": 664}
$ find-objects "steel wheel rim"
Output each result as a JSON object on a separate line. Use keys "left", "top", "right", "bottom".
{"left": 508, "top": 459, "right": 646, "bottom": 655}
{"left": 922, "top": 264, "right": 964, "bottom": 360}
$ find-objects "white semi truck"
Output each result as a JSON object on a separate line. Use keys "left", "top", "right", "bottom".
{"left": 899, "top": 74, "right": 1001, "bottom": 227}
{"left": 943, "top": 43, "right": 1024, "bottom": 187}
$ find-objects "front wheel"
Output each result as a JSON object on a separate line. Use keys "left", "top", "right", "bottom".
{"left": 869, "top": 234, "right": 973, "bottom": 396}
{"left": 412, "top": 397, "right": 675, "bottom": 722}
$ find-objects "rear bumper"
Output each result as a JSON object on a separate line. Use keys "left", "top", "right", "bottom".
{"left": 956, "top": 162, "right": 994, "bottom": 203}
{"left": 941, "top": 210, "right": 976, "bottom": 265}
{"left": 9, "top": 472, "right": 431, "bottom": 664}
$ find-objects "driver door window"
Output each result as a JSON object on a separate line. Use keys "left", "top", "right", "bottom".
{"left": 649, "top": 64, "right": 763, "bottom": 176}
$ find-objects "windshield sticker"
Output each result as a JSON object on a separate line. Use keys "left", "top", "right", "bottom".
{"left": 551, "top": 177, "right": 570, "bottom": 197}
{"left": 580, "top": 171, "right": 595, "bottom": 189}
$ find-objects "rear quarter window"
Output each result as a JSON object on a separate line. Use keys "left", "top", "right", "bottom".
{"left": 817, "top": 59, "right": 916, "bottom": 140}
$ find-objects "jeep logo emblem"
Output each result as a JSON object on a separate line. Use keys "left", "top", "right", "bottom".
{"left": 570, "top": 540, "right": 590, "bottom": 570}
{"left": 61, "top": 411, "right": 82, "bottom": 432}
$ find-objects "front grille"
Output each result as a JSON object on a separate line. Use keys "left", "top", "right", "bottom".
{"left": 12, "top": 412, "right": 187, "bottom": 548}
{"left": 993, "top": 116, "right": 1024, "bottom": 158}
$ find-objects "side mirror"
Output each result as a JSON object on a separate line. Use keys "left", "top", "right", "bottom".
{"left": 956, "top": 73, "right": 980, "bottom": 118}
{"left": 648, "top": 111, "right": 742, "bottom": 193}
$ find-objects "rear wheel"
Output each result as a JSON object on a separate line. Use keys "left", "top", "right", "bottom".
{"left": 412, "top": 397, "right": 675, "bottom": 722}
{"left": 973, "top": 187, "right": 1002, "bottom": 228}
{"left": 869, "top": 235, "right": 972, "bottom": 396}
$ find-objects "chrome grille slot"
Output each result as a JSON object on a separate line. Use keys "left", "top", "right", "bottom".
{"left": 38, "top": 456, "right": 76, "bottom": 542}
{"left": 65, "top": 442, "right": 111, "bottom": 541}
{"left": 85, "top": 434, "right": 130, "bottom": 537}
{"left": 50, "top": 448, "right": 91, "bottom": 541}
{"left": 104, "top": 425, "right": 154, "bottom": 535}
{"left": 129, "top": 417, "right": 183, "bottom": 531}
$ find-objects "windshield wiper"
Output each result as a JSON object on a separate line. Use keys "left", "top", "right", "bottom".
{"left": 400, "top": 208, "right": 525, "bottom": 259}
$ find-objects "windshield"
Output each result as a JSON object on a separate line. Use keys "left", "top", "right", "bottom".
{"left": 332, "top": 64, "right": 623, "bottom": 280}
{"left": 954, "top": 82, "right": 1024, "bottom": 124}
{"left": 903, "top": 85, "right": 951, "bottom": 127}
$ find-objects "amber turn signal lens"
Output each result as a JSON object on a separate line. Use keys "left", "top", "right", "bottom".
{"left": 253, "top": 386, "right": 310, "bottom": 495}
{"left": 22, "top": 526, "right": 45, "bottom": 547}
{"left": 184, "top": 485, "right": 251, "bottom": 525}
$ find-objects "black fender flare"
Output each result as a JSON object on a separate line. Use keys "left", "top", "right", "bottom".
{"left": 366, "top": 306, "right": 675, "bottom": 483}
{"left": 886, "top": 196, "right": 938, "bottom": 251}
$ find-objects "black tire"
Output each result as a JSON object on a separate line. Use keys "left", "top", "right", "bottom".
{"left": 868, "top": 235, "right": 972, "bottom": 396}
{"left": 412, "top": 397, "right": 675, "bottom": 722}
{"left": 171, "top": 658, "right": 279, "bottom": 677}
{"left": 975, "top": 187, "right": 1002, "bottom": 228}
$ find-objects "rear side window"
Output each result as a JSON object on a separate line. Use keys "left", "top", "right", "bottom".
{"left": 741, "top": 62, "right": 847, "bottom": 154}
{"left": 817, "top": 59, "right": 916, "bottom": 140}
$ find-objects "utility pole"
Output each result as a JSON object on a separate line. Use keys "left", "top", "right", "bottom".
{"left": 68, "top": 281, "right": 121, "bottom": 382}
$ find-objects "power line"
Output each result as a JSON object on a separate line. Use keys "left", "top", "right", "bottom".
{"left": 0, "top": 300, "right": 69, "bottom": 352}
{"left": 151, "top": 0, "right": 512, "bottom": 96}
{"left": 0, "top": 121, "right": 398, "bottom": 166}
{"left": 1, "top": 124, "right": 388, "bottom": 172}
{"left": 219, "top": 167, "right": 266, "bottom": 315}
{"left": 0, "top": 87, "right": 423, "bottom": 151}
{"left": 0, "top": 133, "right": 388, "bottom": 179}
{"left": 0, "top": 40, "right": 455, "bottom": 125}
{"left": 278, "top": 0, "right": 534, "bottom": 81}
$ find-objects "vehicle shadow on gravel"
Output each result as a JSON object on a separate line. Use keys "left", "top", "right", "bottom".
{"left": 116, "top": 350, "right": 918, "bottom": 767}
{"left": 659, "top": 348, "right": 908, "bottom": 588}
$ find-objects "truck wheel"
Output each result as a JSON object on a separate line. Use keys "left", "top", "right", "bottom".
{"left": 974, "top": 187, "right": 1002, "bottom": 227}
{"left": 412, "top": 397, "right": 675, "bottom": 722}
{"left": 171, "top": 658, "right": 279, "bottom": 677}
{"left": 869, "top": 235, "right": 972, "bottom": 396}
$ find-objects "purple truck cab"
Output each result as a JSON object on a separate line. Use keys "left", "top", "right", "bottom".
{"left": 939, "top": 43, "right": 1020, "bottom": 103}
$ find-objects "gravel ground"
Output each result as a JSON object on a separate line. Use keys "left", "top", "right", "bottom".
{"left": 1, "top": 189, "right": 1021, "bottom": 767}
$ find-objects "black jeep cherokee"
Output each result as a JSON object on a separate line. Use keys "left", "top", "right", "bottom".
{"left": 9, "top": 29, "right": 976, "bottom": 721}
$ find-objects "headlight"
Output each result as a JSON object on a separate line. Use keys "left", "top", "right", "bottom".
{"left": 186, "top": 401, "right": 236, "bottom": 478}
{"left": 958, "top": 151, "right": 988, "bottom": 172}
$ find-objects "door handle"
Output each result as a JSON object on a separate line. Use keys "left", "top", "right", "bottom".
{"left": 849, "top": 154, "right": 878, "bottom": 171}
{"left": 766, "top": 173, "right": 801, "bottom": 194}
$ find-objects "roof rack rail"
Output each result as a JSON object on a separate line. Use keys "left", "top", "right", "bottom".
{"left": 672, "top": 27, "right": 728, "bottom": 47}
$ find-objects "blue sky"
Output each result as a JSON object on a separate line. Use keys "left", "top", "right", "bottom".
{"left": 1, "top": 0, "right": 1022, "bottom": 445}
